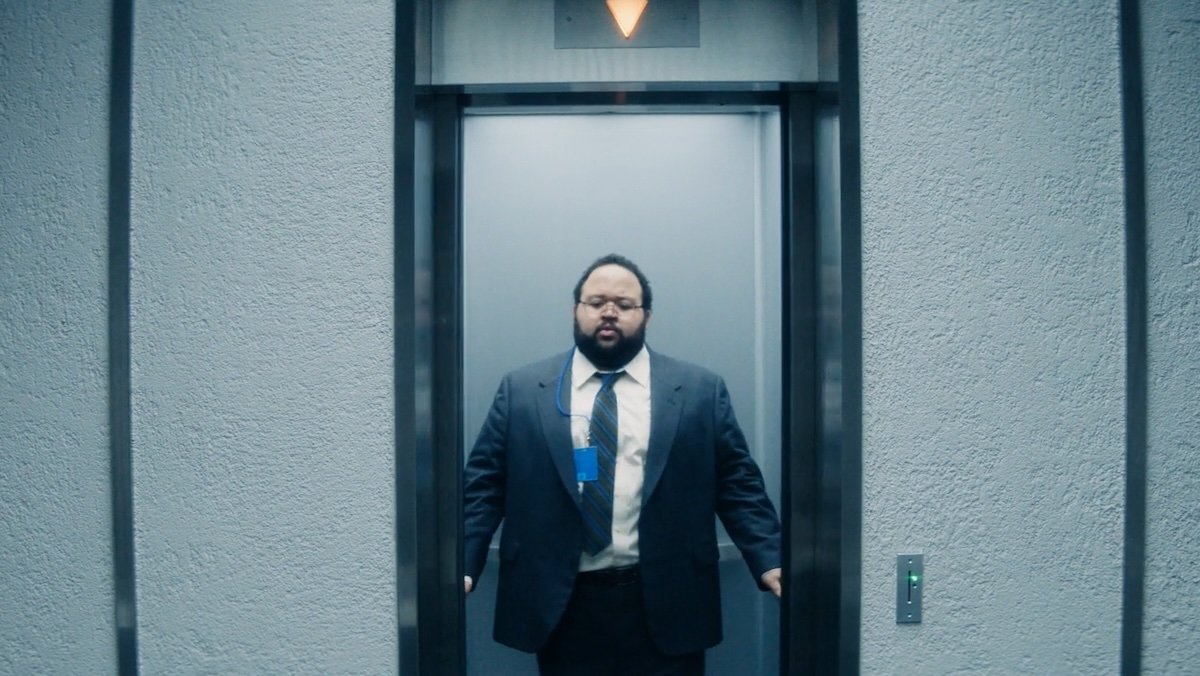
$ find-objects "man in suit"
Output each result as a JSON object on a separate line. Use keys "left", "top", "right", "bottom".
{"left": 463, "top": 253, "right": 782, "bottom": 675}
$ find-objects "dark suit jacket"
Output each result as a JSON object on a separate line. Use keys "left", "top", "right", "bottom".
{"left": 463, "top": 349, "right": 781, "bottom": 655}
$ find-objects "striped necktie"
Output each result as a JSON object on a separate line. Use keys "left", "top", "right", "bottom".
{"left": 581, "top": 372, "right": 620, "bottom": 555}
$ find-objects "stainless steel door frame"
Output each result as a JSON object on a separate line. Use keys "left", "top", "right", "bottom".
{"left": 781, "top": 90, "right": 861, "bottom": 675}
{"left": 397, "top": 83, "right": 468, "bottom": 673}
{"left": 401, "top": 86, "right": 861, "bottom": 675}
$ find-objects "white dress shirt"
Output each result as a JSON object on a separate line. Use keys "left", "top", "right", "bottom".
{"left": 571, "top": 346, "right": 652, "bottom": 572}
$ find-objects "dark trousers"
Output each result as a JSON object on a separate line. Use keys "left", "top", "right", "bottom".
{"left": 537, "top": 566, "right": 705, "bottom": 676}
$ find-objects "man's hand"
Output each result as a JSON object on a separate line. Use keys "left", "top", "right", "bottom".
{"left": 761, "top": 568, "right": 782, "bottom": 598}
{"left": 464, "top": 576, "right": 474, "bottom": 594}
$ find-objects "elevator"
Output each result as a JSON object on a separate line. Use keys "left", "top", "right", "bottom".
{"left": 398, "top": 2, "right": 858, "bottom": 673}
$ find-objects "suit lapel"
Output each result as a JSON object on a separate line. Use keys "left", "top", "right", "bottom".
{"left": 643, "top": 351, "right": 683, "bottom": 503}
{"left": 537, "top": 356, "right": 580, "bottom": 504}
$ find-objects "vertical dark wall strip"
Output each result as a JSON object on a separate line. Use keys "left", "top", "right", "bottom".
{"left": 395, "top": 1, "right": 420, "bottom": 673}
{"left": 837, "top": 0, "right": 864, "bottom": 672}
{"left": 1118, "top": 0, "right": 1147, "bottom": 673}
{"left": 107, "top": 0, "right": 137, "bottom": 673}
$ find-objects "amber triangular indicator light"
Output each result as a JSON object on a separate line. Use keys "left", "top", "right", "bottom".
{"left": 606, "top": 0, "right": 648, "bottom": 39}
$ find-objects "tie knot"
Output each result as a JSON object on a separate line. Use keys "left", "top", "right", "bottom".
{"left": 599, "top": 371, "right": 622, "bottom": 390}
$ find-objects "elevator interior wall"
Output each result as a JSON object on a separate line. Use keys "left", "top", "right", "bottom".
{"left": 461, "top": 111, "right": 783, "bottom": 674}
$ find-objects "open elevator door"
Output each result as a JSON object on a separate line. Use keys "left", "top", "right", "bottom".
{"left": 459, "top": 109, "right": 783, "bottom": 675}
{"left": 400, "top": 4, "right": 858, "bottom": 676}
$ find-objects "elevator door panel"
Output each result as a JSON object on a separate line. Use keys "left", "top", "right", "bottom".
{"left": 462, "top": 112, "right": 782, "bottom": 675}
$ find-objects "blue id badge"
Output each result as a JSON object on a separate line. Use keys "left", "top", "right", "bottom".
{"left": 573, "top": 446, "right": 598, "bottom": 482}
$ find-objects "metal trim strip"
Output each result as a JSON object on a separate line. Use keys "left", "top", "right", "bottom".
{"left": 1118, "top": 0, "right": 1147, "bottom": 673}
{"left": 424, "top": 92, "right": 467, "bottom": 675}
{"left": 107, "top": 0, "right": 138, "bottom": 673}
{"left": 836, "top": 0, "right": 864, "bottom": 672}
{"left": 463, "top": 89, "right": 788, "bottom": 109}
{"left": 780, "top": 90, "right": 822, "bottom": 674}
{"left": 395, "top": 1, "right": 421, "bottom": 672}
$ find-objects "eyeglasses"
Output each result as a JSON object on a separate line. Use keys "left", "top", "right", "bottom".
{"left": 578, "top": 297, "right": 644, "bottom": 314}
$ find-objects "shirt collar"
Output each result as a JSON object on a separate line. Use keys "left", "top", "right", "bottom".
{"left": 572, "top": 345, "right": 650, "bottom": 390}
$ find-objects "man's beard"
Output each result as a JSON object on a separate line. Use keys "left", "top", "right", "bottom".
{"left": 574, "top": 317, "right": 646, "bottom": 371}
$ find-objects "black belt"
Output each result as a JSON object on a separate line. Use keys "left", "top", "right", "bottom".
{"left": 577, "top": 564, "right": 640, "bottom": 587}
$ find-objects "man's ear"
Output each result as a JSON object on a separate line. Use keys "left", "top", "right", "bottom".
{"left": 643, "top": 310, "right": 652, "bottom": 327}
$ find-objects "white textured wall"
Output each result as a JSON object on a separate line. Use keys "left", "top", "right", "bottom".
{"left": 857, "top": 2, "right": 1127, "bottom": 673}
{"left": 434, "top": 0, "right": 816, "bottom": 84}
{"left": 1142, "top": 1, "right": 1200, "bottom": 672}
{"left": 129, "top": 3, "right": 396, "bottom": 672}
{"left": 0, "top": 2, "right": 115, "bottom": 674}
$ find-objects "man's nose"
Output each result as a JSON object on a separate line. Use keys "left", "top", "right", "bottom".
{"left": 599, "top": 302, "right": 620, "bottom": 318}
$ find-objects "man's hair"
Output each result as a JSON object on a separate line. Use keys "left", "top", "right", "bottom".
{"left": 573, "top": 253, "right": 653, "bottom": 311}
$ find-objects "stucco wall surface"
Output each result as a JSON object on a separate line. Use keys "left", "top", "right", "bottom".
{"left": 857, "top": 2, "right": 1126, "bottom": 673}
{"left": 0, "top": 2, "right": 115, "bottom": 674}
{"left": 129, "top": 3, "right": 396, "bottom": 672}
{"left": 1142, "top": 1, "right": 1200, "bottom": 672}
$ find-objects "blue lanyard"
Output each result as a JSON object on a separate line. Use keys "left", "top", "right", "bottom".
{"left": 554, "top": 348, "right": 607, "bottom": 432}
{"left": 554, "top": 347, "right": 580, "bottom": 419}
